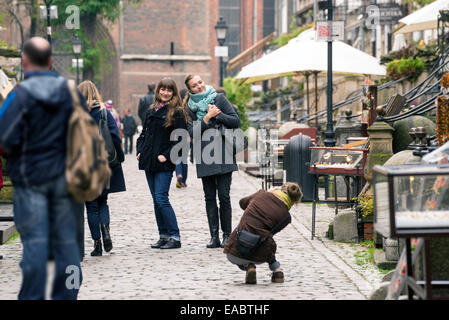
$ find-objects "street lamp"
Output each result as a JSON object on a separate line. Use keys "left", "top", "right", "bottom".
{"left": 72, "top": 35, "right": 82, "bottom": 85}
{"left": 215, "top": 17, "right": 228, "bottom": 87}
{"left": 319, "top": 0, "right": 336, "bottom": 147}
{"left": 40, "top": 0, "right": 58, "bottom": 47}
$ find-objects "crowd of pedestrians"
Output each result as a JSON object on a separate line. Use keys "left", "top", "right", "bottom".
{"left": 0, "top": 36, "right": 302, "bottom": 299}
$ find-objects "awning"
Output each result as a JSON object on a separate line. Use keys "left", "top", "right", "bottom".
{"left": 394, "top": 0, "right": 449, "bottom": 34}
{"left": 226, "top": 32, "right": 276, "bottom": 72}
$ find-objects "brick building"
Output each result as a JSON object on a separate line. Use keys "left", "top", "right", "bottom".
{"left": 111, "top": 0, "right": 220, "bottom": 119}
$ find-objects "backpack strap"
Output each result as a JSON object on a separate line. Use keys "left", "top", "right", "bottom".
{"left": 101, "top": 107, "right": 108, "bottom": 121}
{"left": 269, "top": 212, "right": 291, "bottom": 236}
{"left": 67, "top": 80, "right": 81, "bottom": 110}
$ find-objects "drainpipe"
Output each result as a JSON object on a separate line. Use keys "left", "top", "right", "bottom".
{"left": 253, "top": 0, "right": 257, "bottom": 61}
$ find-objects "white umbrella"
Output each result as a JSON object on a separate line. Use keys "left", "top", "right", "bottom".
{"left": 236, "top": 34, "right": 386, "bottom": 124}
{"left": 395, "top": 0, "right": 449, "bottom": 34}
{"left": 236, "top": 39, "right": 386, "bottom": 84}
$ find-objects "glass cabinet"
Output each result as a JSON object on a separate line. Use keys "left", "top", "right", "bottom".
{"left": 373, "top": 164, "right": 449, "bottom": 238}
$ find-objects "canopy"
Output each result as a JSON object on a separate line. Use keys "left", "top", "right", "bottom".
{"left": 235, "top": 38, "right": 386, "bottom": 84}
{"left": 395, "top": 0, "right": 449, "bottom": 34}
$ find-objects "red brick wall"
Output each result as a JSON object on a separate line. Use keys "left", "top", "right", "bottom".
{"left": 109, "top": 0, "right": 219, "bottom": 118}
{"left": 239, "top": 0, "right": 266, "bottom": 68}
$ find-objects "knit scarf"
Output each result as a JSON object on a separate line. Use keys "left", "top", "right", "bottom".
{"left": 188, "top": 85, "right": 217, "bottom": 121}
{"left": 270, "top": 190, "right": 292, "bottom": 210}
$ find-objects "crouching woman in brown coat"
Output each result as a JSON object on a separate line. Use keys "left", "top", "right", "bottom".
{"left": 223, "top": 182, "right": 302, "bottom": 284}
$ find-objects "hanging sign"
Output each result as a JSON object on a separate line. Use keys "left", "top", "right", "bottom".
{"left": 215, "top": 46, "right": 228, "bottom": 57}
{"left": 316, "top": 21, "right": 345, "bottom": 41}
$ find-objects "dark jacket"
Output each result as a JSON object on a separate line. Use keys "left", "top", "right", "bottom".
{"left": 122, "top": 114, "right": 137, "bottom": 136}
{"left": 223, "top": 190, "right": 291, "bottom": 263}
{"left": 136, "top": 105, "right": 187, "bottom": 172}
{"left": 90, "top": 103, "right": 126, "bottom": 194}
{"left": 0, "top": 71, "right": 88, "bottom": 187}
{"left": 188, "top": 93, "right": 240, "bottom": 178}
{"left": 138, "top": 92, "right": 154, "bottom": 124}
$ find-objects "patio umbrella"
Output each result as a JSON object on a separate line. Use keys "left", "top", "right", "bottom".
{"left": 394, "top": 0, "right": 449, "bottom": 34}
{"left": 236, "top": 35, "right": 386, "bottom": 124}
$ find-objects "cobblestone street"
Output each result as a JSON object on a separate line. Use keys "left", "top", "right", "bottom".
{"left": 0, "top": 153, "right": 383, "bottom": 300}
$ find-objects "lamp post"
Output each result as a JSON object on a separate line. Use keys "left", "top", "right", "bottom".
{"left": 215, "top": 17, "right": 228, "bottom": 87}
{"left": 72, "top": 35, "right": 82, "bottom": 85}
{"left": 42, "top": 0, "right": 57, "bottom": 47}
{"left": 323, "top": 0, "right": 336, "bottom": 147}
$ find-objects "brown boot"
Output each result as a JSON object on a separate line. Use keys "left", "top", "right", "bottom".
{"left": 271, "top": 271, "right": 284, "bottom": 283}
{"left": 245, "top": 263, "right": 257, "bottom": 284}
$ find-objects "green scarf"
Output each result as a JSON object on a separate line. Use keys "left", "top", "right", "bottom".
{"left": 188, "top": 85, "right": 217, "bottom": 121}
{"left": 270, "top": 190, "right": 292, "bottom": 210}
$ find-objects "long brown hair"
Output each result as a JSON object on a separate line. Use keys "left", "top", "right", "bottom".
{"left": 152, "top": 78, "right": 190, "bottom": 128}
{"left": 183, "top": 74, "right": 195, "bottom": 108}
{"left": 78, "top": 80, "right": 104, "bottom": 111}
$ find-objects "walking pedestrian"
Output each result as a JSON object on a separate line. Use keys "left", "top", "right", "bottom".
{"left": 0, "top": 37, "right": 85, "bottom": 299}
{"left": 223, "top": 183, "right": 302, "bottom": 284}
{"left": 138, "top": 83, "right": 155, "bottom": 124}
{"left": 78, "top": 81, "right": 126, "bottom": 257}
{"left": 122, "top": 108, "right": 137, "bottom": 155}
{"left": 184, "top": 75, "right": 240, "bottom": 249}
{"left": 136, "top": 78, "right": 189, "bottom": 250}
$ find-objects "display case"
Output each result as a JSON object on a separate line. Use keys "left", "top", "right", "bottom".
{"left": 373, "top": 164, "right": 449, "bottom": 238}
{"left": 309, "top": 147, "right": 368, "bottom": 175}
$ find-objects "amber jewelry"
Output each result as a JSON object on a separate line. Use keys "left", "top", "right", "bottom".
{"left": 441, "top": 72, "right": 449, "bottom": 89}
{"left": 436, "top": 95, "right": 449, "bottom": 146}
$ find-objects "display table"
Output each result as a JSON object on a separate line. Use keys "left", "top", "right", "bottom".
{"left": 309, "top": 147, "right": 368, "bottom": 240}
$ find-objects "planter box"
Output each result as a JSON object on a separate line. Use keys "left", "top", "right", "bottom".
{"left": 364, "top": 222, "right": 374, "bottom": 240}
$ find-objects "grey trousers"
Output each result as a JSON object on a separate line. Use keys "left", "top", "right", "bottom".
{"left": 226, "top": 253, "right": 280, "bottom": 271}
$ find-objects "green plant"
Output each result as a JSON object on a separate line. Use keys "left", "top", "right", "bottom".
{"left": 50, "top": 0, "right": 142, "bottom": 83}
{"left": 271, "top": 24, "right": 313, "bottom": 48}
{"left": 223, "top": 77, "right": 251, "bottom": 132}
{"left": 387, "top": 57, "right": 425, "bottom": 82}
{"left": 357, "top": 189, "right": 374, "bottom": 218}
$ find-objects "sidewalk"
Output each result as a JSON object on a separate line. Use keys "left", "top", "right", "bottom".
{"left": 0, "top": 154, "right": 384, "bottom": 300}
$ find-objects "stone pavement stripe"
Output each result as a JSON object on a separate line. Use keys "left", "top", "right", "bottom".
{"left": 289, "top": 218, "right": 373, "bottom": 298}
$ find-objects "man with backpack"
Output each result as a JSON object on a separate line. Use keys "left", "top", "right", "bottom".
{"left": 0, "top": 37, "right": 94, "bottom": 300}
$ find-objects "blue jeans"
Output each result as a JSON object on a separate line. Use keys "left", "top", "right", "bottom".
{"left": 226, "top": 254, "right": 281, "bottom": 271}
{"left": 175, "top": 160, "right": 188, "bottom": 184}
{"left": 145, "top": 170, "right": 180, "bottom": 241}
{"left": 124, "top": 134, "right": 133, "bottom": 154}
{"left": 13, "top": 174, "right": 83, "bottom": 300}
{"left": 85, "top": 193, "right": 110, "bottom": 240}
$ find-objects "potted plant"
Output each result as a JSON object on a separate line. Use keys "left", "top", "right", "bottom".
{"left": 356, "top": 189, "right": 374, "bottom": 240}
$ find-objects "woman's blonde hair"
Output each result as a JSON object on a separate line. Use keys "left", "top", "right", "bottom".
{"left": 281, "top": 182, "right": 303, "bottom": 204}
{"left": 78, "top": 80, "right": 104, "bottom": 111}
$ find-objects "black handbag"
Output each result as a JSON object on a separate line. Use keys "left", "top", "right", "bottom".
{"left": 99, "top": 108, "right": 119, "bottom": 168}
{"left": 236, "top": 212, "right": 291, "bottom": 259}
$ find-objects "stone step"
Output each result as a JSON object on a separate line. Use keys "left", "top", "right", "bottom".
{"left": 0, "top": 221, "right": 16, "bottom": 244}
{"left": 0, "top": 203, "right": 13, "bottom": 221}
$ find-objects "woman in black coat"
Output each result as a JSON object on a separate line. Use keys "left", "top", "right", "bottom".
{"left": 136, "top": 78, "right": 189, "bottom": 250}
{"left": 78, "top": 81, "right": 126, "bottom": 257}
{"left": 184, "top": 75, "right": 240, "bottom": 249}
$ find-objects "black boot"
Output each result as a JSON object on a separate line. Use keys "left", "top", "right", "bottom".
{"left": 90, "top": 239, "right": 102, "bottom": 256}
{"left": 101, "top": 225, "right": 113, "bottom": 252}
{"left": 206, "top": 207, "right": 221, "bottom": 248}
{"left": 220, "top": 206, "right": 232, "bottom": 248}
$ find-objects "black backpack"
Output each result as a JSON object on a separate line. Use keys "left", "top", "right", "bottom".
{"left": 99, "top": 108, "right": 119, "bottom": 168}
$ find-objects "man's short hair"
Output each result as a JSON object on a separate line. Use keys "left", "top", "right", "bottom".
{"left": 148, "top": 83, "right": 156, "bottom": 92}
{"left": 23, "top": 38, "right": 52, "bottom": 67}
